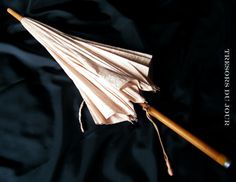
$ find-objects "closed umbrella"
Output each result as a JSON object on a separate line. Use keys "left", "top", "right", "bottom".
{"left": 7, "top": 8, "right": 230, "bottom": 175}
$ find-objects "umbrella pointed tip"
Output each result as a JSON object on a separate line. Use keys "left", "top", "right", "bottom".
{"left": 7, "top": 8, "right": 23, "bottom": 21}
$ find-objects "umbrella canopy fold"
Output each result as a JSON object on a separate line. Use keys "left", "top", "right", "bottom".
{"left": 18, "top": 17, "right": 158, "bottom": 125}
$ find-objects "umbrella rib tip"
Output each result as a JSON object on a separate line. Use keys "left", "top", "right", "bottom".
{"left": 7, "top": 8, "right": 23, "bottom": 21}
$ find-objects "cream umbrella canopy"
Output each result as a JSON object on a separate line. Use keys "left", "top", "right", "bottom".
{"left": 7, "top": 8, "right": 231, "bottom": 173}
{"left": 7, "top": 9, "right": 158, "bottom": 126}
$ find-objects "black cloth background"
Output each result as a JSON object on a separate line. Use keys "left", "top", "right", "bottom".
{"left": 0, "top": 0, "right": 235, "bottom": 181}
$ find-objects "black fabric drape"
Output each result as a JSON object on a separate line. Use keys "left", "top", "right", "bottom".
{"left": 0, "top": 0, "right": 235, "bottom": 181}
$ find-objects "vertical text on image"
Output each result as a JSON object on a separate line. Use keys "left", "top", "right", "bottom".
{"left": 224, "top": 49, "right": 230, "bottom": 126}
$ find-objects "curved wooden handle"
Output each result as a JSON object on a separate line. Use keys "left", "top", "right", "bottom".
{"left": 140, "top": 103, "right": 231, "bottom": 168}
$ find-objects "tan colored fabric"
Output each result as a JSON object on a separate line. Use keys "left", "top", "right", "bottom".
{"left": 21, "top": 17, "right": 158, "bottom": 125}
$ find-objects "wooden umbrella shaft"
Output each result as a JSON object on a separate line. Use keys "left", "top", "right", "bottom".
{"left": 140, "top": 103, "right": 231, "bottom": 168}
{"left": 7, "top": 8, "right": 23, "bottom": 21}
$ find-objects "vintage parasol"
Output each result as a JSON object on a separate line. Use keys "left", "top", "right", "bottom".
{"left": 7, "top": 8, "right": 231, "bottom": 175}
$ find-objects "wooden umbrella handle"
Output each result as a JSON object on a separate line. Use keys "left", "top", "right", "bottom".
{"left": 140, "top": 103, "right": 231, "bottom": 168}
